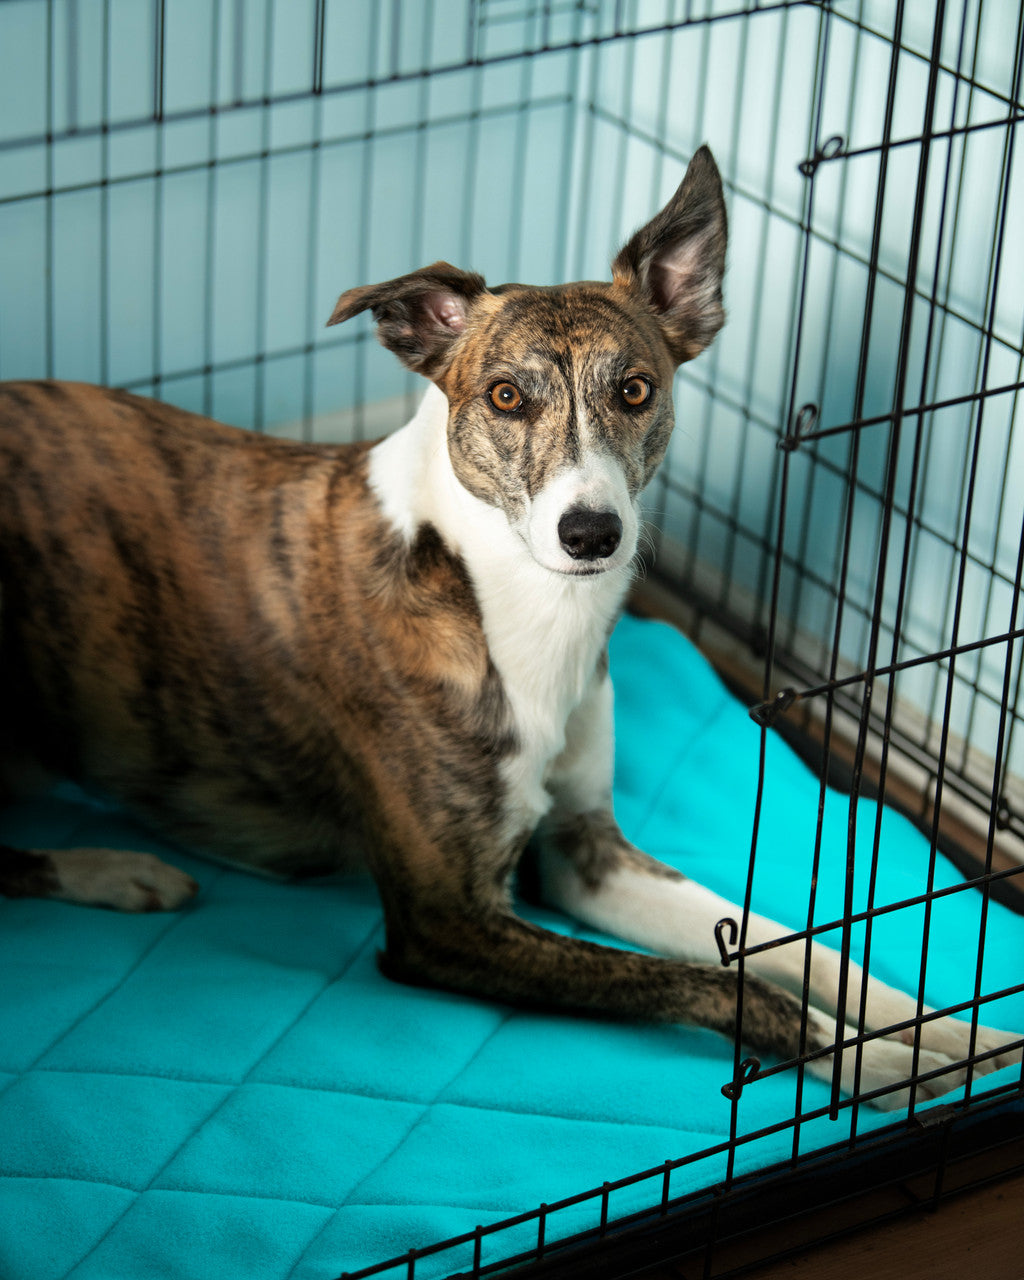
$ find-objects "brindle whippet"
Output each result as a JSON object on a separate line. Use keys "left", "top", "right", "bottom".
{"left": 1, "top": 147, "right": 1018, "bottom": 1109}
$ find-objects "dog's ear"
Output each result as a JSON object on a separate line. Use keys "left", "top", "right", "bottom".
{"left": 611, "top": 145, "right": 727, "bottom": 365}
{"left": 327, "top": 262, "right": 488, "bottom": 376}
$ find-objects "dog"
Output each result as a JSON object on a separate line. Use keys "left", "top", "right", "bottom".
{"left": 0, "top": 147, "right": 1017, "bottom": 1110}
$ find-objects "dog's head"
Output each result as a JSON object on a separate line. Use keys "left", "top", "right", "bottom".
{"left": 329, "top": 146, "right": 727, "bottom": 578}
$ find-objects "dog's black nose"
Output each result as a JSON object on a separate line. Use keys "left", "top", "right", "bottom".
{"left": 558, "top": 507, "right": 623, "bottom": 560}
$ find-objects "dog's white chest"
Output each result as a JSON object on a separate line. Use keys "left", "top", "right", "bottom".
{"left": 470, "top": 564, "right": 625, "bottom": 841}
{"left": 368, "top": 388, "right": 630, "bottom": 841}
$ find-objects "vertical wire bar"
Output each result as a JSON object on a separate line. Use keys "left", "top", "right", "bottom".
{"left": 949, "top": 0, "right": 1009, "bottom": 783}
{"left": 550, "top": 0, "right": 584, "bottom": 287}
{"left": 457, "top": 22, "right": 484, "bottom": 286}
{"left": 959, "top": 5, "right": 1024, "bottom": 1104}
{"left": 851, "top": 0, "right": 972, "bottom": 1125}
{"left": 389, "top": 0, "right": 401, "bottom": 79}
{"left": 202, "top": 0, "right": 222, "bottom": 417}
{"left": 787, "top": 5, "right": 865, "bottom": 654}
{"left": 153, "top": 0, "right": 165, "bottom": 121}
{"left": 151, "top": 0, "right": 166, "bottom": 399}
{"left": 780, "top": 2, "right": 839, "bottom": 1140}
{"left": 570, "top": 24, "right": 599, "bottom": 282}
{"left": 954, "top": 18, "right": 1024, "bottom": 779}
{"left": 402, "top": 0, "right": 435, "bottom": 423}
{"left": 312, "top": 0, "right": 325, "bottom": 95}
{"left": 706, "top": 13, "right": 751, "bottom": 618}
{"left": 681, "top": 18, "right": 716, "bottom": 592}
{"left": 506, "top": 37, "right": 534, "bottom": 281}
{"left": 252, "top": 0, "right": 275, "bottom": 430}
{"left": 607, "top": 24, "right": 639, "bottom": 263}
{"left": 812, "top": 0, "right": 905, "bottom": 1119}
{"left": 920, "top": 6, "right": 984, "bottom": 754}
{"left": 66, "top": 0, "right": 79, "bottom": 131}
{"left": 233, "top": 0, "right": 245, "bottom": 104}
{"left": 717, "top": 8, "right": 771, "bottom": 618}
{"left": 966, "top": 505, "right": 1024, "bottom": 1098}
{"left": 99, "top": 0, "right": 111, "bottom": 387}
{"left": 743, "top": 2, "right": 835, "bottom": 1150}
{"left": 993, "top": 377, "right": 1024, "bottom": 796}
{"left": 911, "top": 0, "right": 1024, "bottom": 1106}
{"left": 749, "top": 2, "right": 800, "bottom": 629}
{"left": 644, "top": 20, "right": 680, "bottom": 567}
{"left": 842, "top": 0, "right": 949, "bottom": 1120}
{"left": 352, "top": 2, "right": 381, "bottom": 441}
{"left": 301, "top": 0, "right": 326, "bottom": 440}
{"left": 45, "top": 0, "right": 55, "bottom": 380}
{"left": 898, "top": 0, "right": 973, "bottom": 763}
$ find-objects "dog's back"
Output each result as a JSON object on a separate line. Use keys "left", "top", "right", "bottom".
{"left": 0, "top": 383, "right": 369, "bottom": 868}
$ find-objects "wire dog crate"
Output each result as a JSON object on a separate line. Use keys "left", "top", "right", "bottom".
{"left": 1, "top": 1, "right": 1023, "bottom": 1277}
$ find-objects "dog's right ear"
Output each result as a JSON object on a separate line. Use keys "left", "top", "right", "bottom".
{"left": 327, "top": 262, "right": 488, "bottom": 377}
{"left": 611, "top": 145, "right": 727, "bottom": 365}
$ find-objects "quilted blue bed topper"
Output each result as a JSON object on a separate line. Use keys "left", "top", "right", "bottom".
{"left": 1, "top": 615, "right": 1022, "bottom": 1280}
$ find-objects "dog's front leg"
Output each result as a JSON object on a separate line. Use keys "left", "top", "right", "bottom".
{"left": 537, "top": 669, "right": 1021, "bottom": 1103}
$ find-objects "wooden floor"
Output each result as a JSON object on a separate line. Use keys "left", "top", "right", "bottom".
{"left": 640, "top": 1170, "right": 1024, "bottom": 1280}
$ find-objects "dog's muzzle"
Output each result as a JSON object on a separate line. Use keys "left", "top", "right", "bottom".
{"left": 557, "top": 506, "right": 623, "bottom": 561}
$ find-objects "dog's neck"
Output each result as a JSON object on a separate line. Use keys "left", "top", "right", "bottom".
{"left": 368, "top": 383, "right": 630, "bottom": 733}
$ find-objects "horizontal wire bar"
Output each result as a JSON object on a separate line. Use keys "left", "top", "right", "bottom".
{"left": 333, "top": 1059, "right": 1023, "bottom": 1280}
{"left": 0, "top": 1, "right": 806, "bottom": 158}
{"left": 8, "top": 0, "right": 1018, "bottom": 169}
{"left": 723, "top": 863, "right": 1024, "bottom": 960}
{"left": 776, "top": 625, "right": 1024, "bottom": 706}
{"left": 757, "top": 643, "right": 1024, "bottom": 842}
{"left": 0, "top": 94, "right": 571, "bottom": 209}
{"left": 827, "top": 6, "right": 1024, "bottom": 114}
{"left": 801, "top": 110, "right": 1024, "bottom": 171}
{"left": 788, "top": 376, "right": 1024, "bottom": 447}
{"left": 657, "top": 455, "right": 1024, "bottom": 632}
{"left": 588, "top": 103, "right": 1024, "bottom": 357}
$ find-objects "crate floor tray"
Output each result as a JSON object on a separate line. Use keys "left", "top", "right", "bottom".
{"left": 2, "top": 615, "right": 1022, "bottom": 1280}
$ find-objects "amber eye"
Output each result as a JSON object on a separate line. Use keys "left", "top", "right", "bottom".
{"left": 621, "top": 376, "right": 652, "bottom": 407}
{"left": 489, "top": 381, "right": 523, "bottom": 412}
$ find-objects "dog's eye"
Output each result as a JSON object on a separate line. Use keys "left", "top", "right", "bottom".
{"left": 620, "top": 376, "right": 652, "bottom": 407}
{"left": 489, "top": 381, "right": 523, "bottom": 412}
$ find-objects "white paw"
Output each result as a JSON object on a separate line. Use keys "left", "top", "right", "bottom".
{"left": 804, "top": 1010, "right": 987, "bottom": 1111}
{"left": 854, "top": 1039, "right": 968, "bottom": 1112}
{"left": 49, "top": 847, "right": 199, "bottom": 912}
{"left": 911, "top": 1014, "right": 1022, "bottom": 1079}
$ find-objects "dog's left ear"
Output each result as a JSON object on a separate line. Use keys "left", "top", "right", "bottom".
{"left": 612, "top": 145, "right": 727, "bottom": 365}
{"left": 327, "top": 261, "right": 488, "bottom": 377}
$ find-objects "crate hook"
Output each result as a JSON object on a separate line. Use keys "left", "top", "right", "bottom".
{"left": 715, "top": 917, "right": 738, "bottom": 966}
{"left": 798, "top": 134, "right": 846, "bottom": 177}
{"left": 721, "top": 1057, "right": 762, "bottom": 1101}
{"left": 749, "top": 687, "right": 798, "bottom": 727}
{"left": 778, "top": 402, "right": 819, "bottom": 451}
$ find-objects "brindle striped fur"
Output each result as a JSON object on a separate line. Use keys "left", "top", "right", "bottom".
{"left": 3, "top": 149, "right": 1011, "bottom": 1101}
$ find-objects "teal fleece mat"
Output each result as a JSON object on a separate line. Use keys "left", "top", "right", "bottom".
{"left": 1, "top": 615, "right": 1022, "bottom": 1280}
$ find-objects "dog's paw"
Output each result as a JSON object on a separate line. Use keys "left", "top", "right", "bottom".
{"left": 49, "top": 847, "right": 199, "bottom": 912}
{"left": 824, "top": 1036, "right": 968, "bottom": 1111}
{"left": 909, "top": 1014, "right": 1022, "bottom": 1078}
{"left": 809, "top": 1022, "right": 1022, "bottom": 1112}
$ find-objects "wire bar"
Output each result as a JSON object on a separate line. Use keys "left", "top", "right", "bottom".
{"left": 2, "top": 0, "right": 1022, "bottom": 1276}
